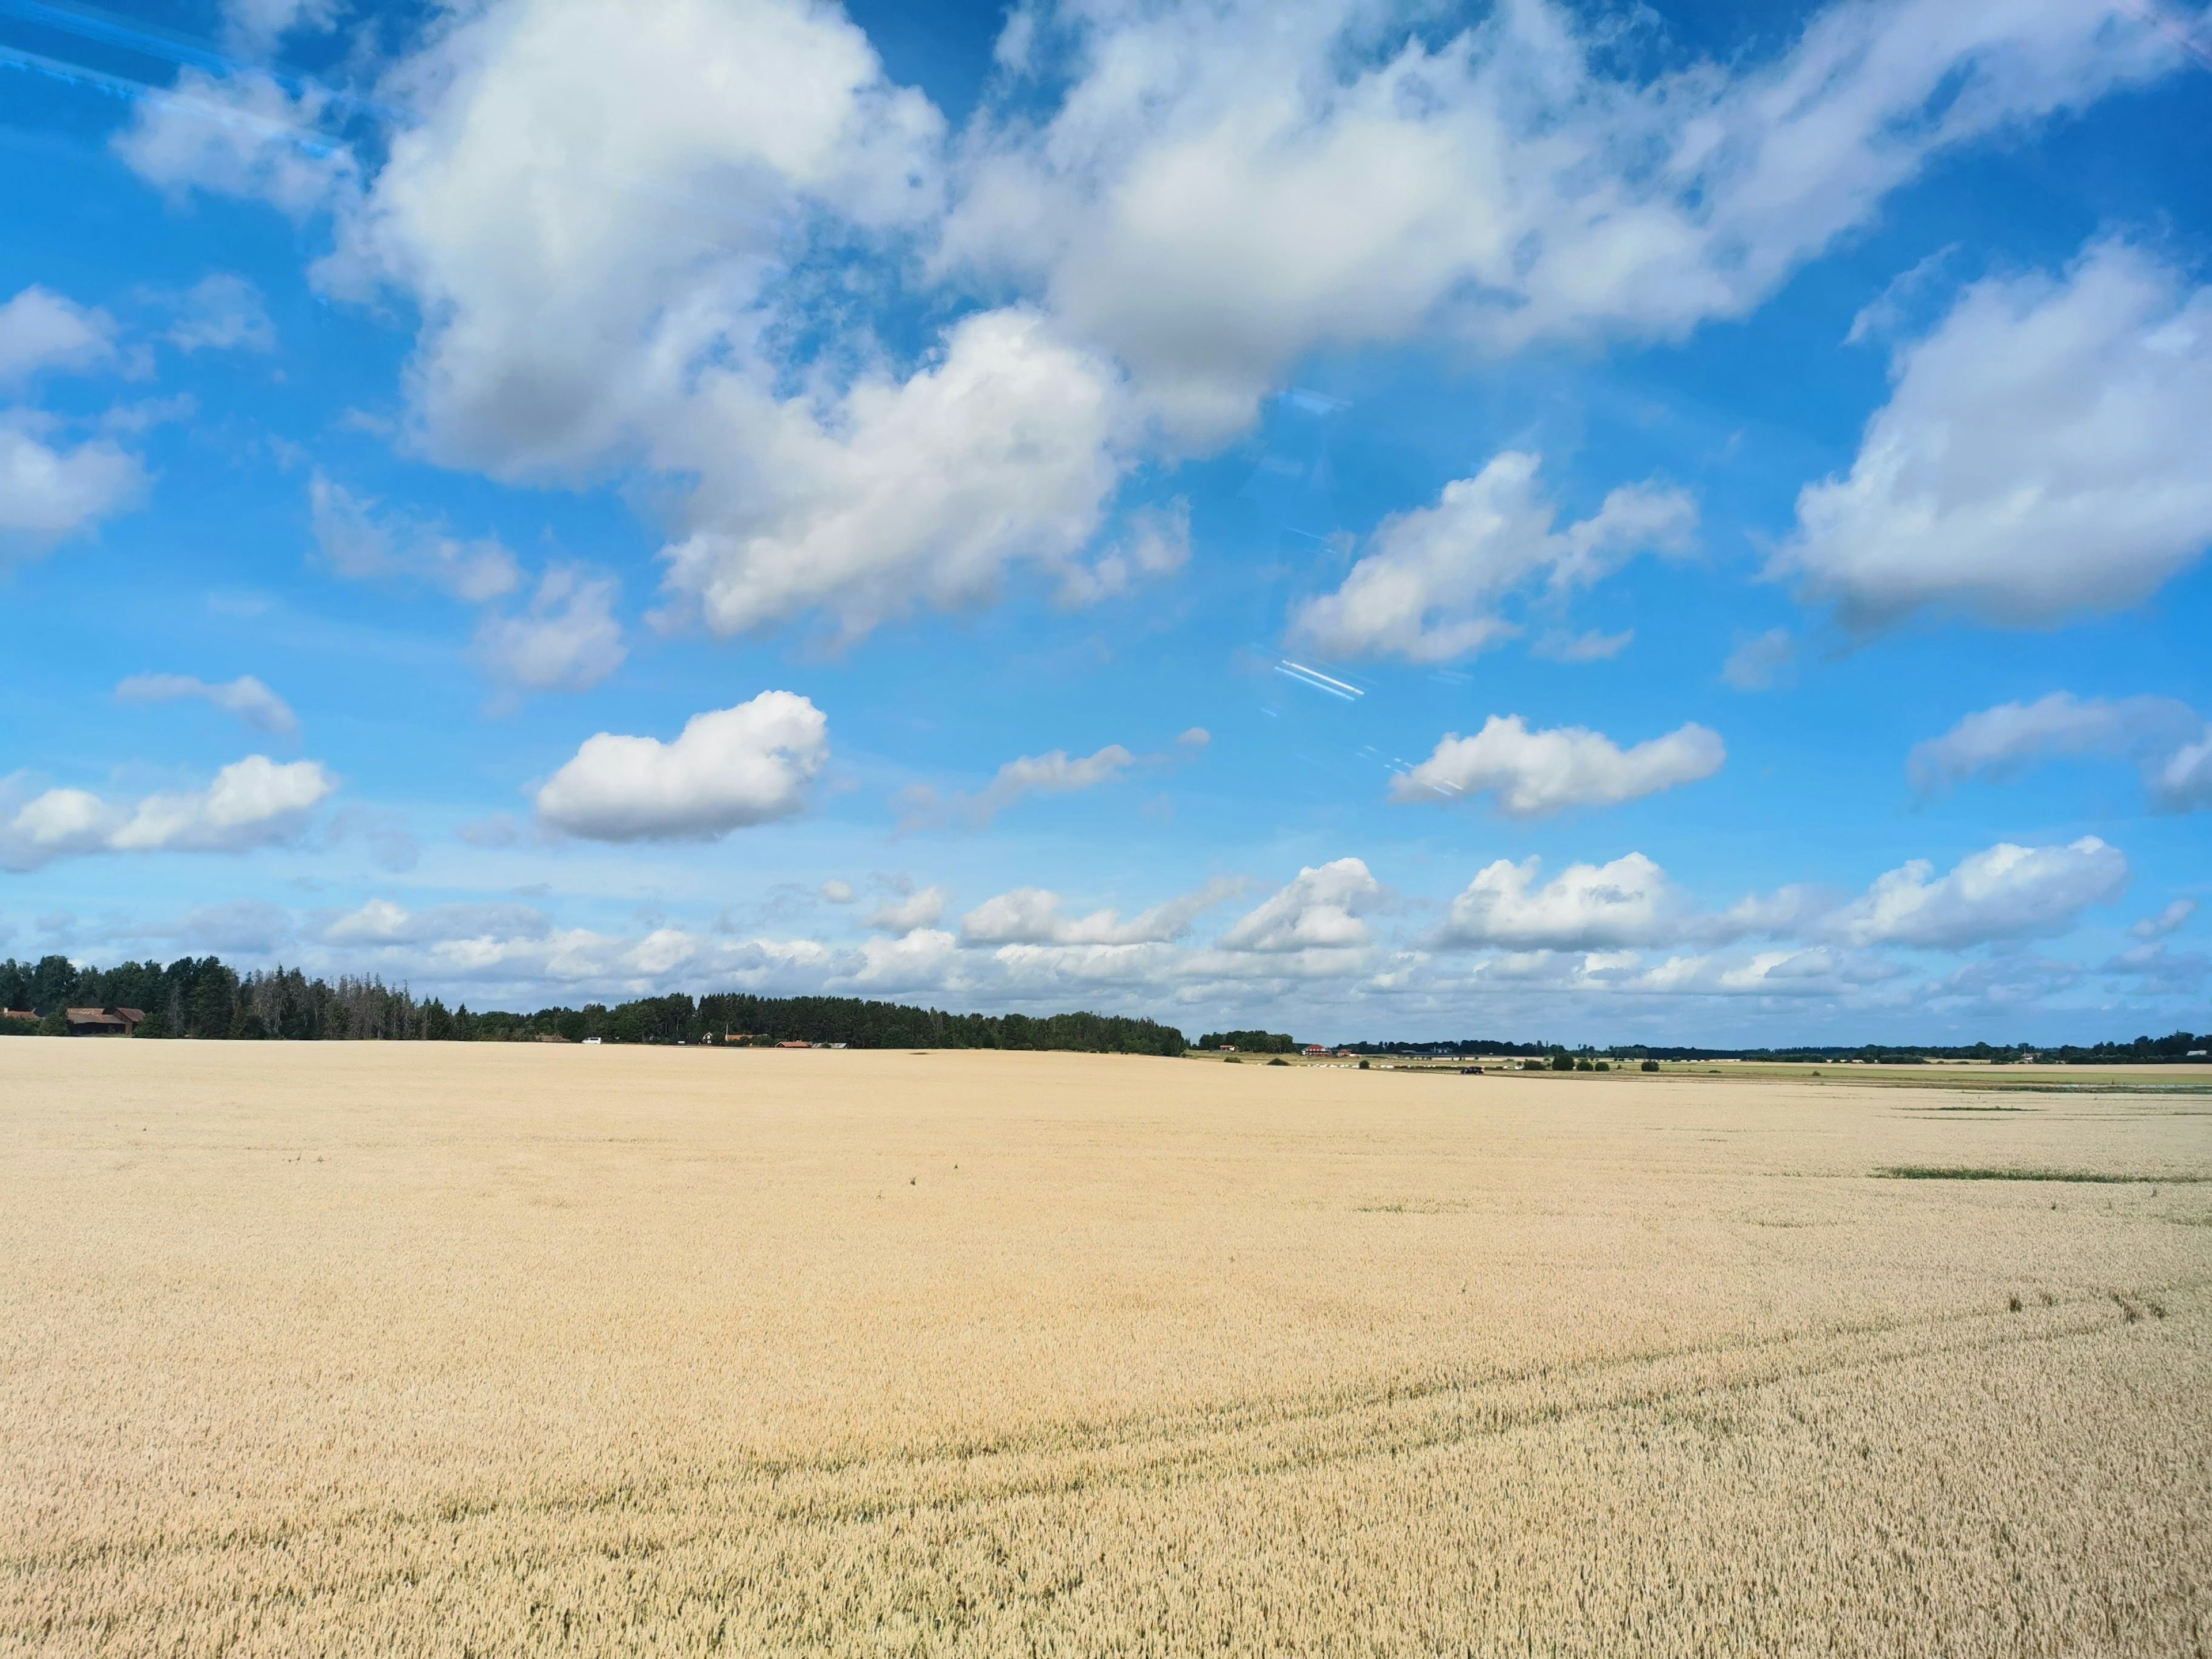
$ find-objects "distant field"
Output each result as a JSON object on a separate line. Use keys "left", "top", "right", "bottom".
{"left": 3, "top": 1044, "right": 2208, "bottom": 1656}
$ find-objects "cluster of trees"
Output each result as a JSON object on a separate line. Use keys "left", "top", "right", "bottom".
{"left": 0, "top": 957, "right": 422, "bottom": 1041}
{"left": 1196, "top": 1029, "right": 1301, "bottom": 1052}
{"left": 0, "top": 954, "right": 1189, "bottom": 1055}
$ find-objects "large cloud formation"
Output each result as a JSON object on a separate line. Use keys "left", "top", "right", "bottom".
{"left": 111, "top": 0, "right": 2192, "bottom": 638}
{"left": 1910, "top": 692, "right": 2211, "bottom": 812}
{"left": 1784, "top": 240, "right": 2212, "bottom": 627}
{"left": 1394, "top": 715, "right": 1724, "bottom": 816}
{"left": 1290, "top": 454, "right": 1696, "bottom": 662}
{"left": 1, "top": 756, "right": 334, "bottom": 871}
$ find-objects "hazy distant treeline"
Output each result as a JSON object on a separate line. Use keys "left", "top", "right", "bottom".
{"left": 1341, "top": 1035, "right": 2211, "bottom": 1066}
{"left": 0, "top": 954, "right": 1188, "bottom": 1054}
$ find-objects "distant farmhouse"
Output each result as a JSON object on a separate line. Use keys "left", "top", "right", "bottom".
{"left": 67, "top": 1007, "right": 145, "bottom": 1036}
{"left": 4, "top": 1006, "right": 150, "bottom": 1035}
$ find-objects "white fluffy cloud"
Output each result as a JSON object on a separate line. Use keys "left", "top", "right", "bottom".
{"left": 312, "top": 897, "right": 839, "bottom": 1000}
{"left": 115, "top": 0, "right": 2181, "bottom": 642}
{"left": 113, "top": 68, "right": 359, "bottom": 217}
{"left": 1785, "top": 240, "right": 2212, "bottom": 627}
{"left": 115, "top": 672, "right": 300, "bottom": 737}
{"left": 960, "top": 877, "right": 1240, "bottom": 946}
{"left": 1909, "top": 692, "right": 2211, "bottom": 810}
{"left": 317, "top": 0, "right": 941, "bottom": 470}
{"left": 1832, "top": 838, "right": 2127, "bottom": 949}
{"left": 1290, "top": 453, "right": 1695, "bottom": 662}
{"left": 0, "top": 287, "right": 115, "bottom": 382}
{"left": 1433, "top": 837, "right": 2126, "bottom": 956}
{"left": 0, "top": 286, "right": 146, "bottom": 553}
{"left": 844, "top": 928, "right": 960, "bottom": 991}
{"left": 661, "top": 309, "right": 1134, "bottom": 639}
{"left": 1435, "top": 854, "right": 1680, "bottom": 950}
{"left": 535, "top": 691, "right": 827, "bottom": 842}
{"left": 0, "top": 756, "right": 334, "bottom": 871}
{"left": 474, "top": 568, "right": 626, "bottom": 696}
{"left": 1218, "top": 858, "right": 1380, "bottom": 953}
{"left": 300, "top": 0, "right": 1138, "bottom": 641}
{"left": 1394, "top": 715, "right": 1724, "bottom": 817}
{"left": 868, "top": 887, "right": 948, "bottom": 936}
{"left": 0, "top": 421, "right": 147, "bottom": 548}
{"left": 942, "top": 0, "right": 2179, "bottom": 442}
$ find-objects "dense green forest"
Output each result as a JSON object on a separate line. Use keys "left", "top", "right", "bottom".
{"left": 0, "top": 954, "right": 1187, "bottom": 1054}
{"left": 3, "top": 952, "right": 2200, "bottom": 1062}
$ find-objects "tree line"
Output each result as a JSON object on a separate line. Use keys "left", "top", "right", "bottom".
{"left": 1195, "top": 1029, "right": 1301, "bottom": 1053}
{"left": 0, "top": 953, "right": 1188, "bottom": 1054}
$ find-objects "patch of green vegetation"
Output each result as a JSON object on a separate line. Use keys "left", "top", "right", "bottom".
{"left": 1875, "top": 1166, "right": 2210, "bottom": 1184}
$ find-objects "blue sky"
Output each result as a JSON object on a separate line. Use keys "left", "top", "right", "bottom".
{"left": 2, "top": 0, "right": 2209, "bottom": 1044}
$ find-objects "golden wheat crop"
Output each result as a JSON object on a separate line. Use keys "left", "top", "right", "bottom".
{"left": 2, "top": 1042, "right": 2208, "bottom": 1656}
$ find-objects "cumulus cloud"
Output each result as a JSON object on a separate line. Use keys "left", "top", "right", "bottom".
{"left": 658, "top": 309, "right": 1132, "bottom": 640}
{"left": 164, "top": 274, "right": 276, "bottom": 354}
{"left": 1783, "top": 239, "right": 2212, "bottom": 627}
{"left": 1218, "top": 858, "right": 1380, "bottom": 953}
{"left": 867, "top": 886, "right": 948, "bottom": 935}
{"left": 1435, "top": 854, "right": 1680, "bottom": 950}
{"left": 323, "top": 898, "right": 553, "bottom": 946}
{"left": 310, "top": 472, "right": 521, "bottom": 603}
{"left": 1393, "top": 715, "right": 1724, "bottom": 816}
{"left": 819, "top": 879, "right": 855, "bottom": 904}
{"left": 941, "top": 0, "right": 2178, "bottom": 442}
{"left": 960, "top": 877, "right": 1241, "bottom": 946}
{"left": 1832, "top": 838, "right": 2127, "bottom": 949}
{"left": 1908, "top": 692, "right": 2210, "bottom": 810}
{"left": 474, "top": 568, "right": 626, "bottom": 696}
{"left": 113, "top": 68, "right": 359, "bottom": 217}
{"left": 116, "top": 673, "right": 299, "bottom": 737}
{"left": 108, "top": 0, "right": 2192, "bottom": 643}
{"left": 0, "top": 756, "right": 335, "bottom": 871}
{"left": 0, "top": 421, "right": 148, "bottom": 550}
{"left": 0, "top": 287, "right": 116, "bottom": 382}
{"left": 294, "top": 0, "right": 1124, "bottom": 642}
{"left": 535, "top": 691, "right": 827, "bottom": 842}
{"left": 1290, "top": 454, "right": 1695, "bottom": 662}
{"left": 305, "top": 896, "right": 839, "bottom": 1002}
{"left": 1055, "top": 498, "right": 1191, "bottom": 605}
{"left": 1434, "top": 837, "right": 2123, "bottom": 956}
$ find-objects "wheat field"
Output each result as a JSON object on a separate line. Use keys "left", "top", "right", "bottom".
{"left": 2, "top": 1043, "right": 2208, "bottom": 1656}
